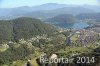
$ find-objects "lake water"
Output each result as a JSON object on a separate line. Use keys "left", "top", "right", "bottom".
{"left": 54, "top": 22, "right": 89, "bottom": 29}
{"left": 73, "top": 22, "right": 89, "bottom": 29}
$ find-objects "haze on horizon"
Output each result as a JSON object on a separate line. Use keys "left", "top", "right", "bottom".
{"left": 0, "top": 0, "right": 100, "bottom": 8}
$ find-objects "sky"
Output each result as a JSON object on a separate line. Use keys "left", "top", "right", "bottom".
{"left": 0, "top": 0, "right": 100, "bottom": 8}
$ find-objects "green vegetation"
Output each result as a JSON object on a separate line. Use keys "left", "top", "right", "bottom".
{"left": 0, "top": 44, "right": 9, "bottom": 52}
{"left": 0, "top": 17, "right": 56, "bottom": 43}
{"left": 57, "top": 46, "right": 93, "bottom": 57}
{"left": 0, "top": 17, "right": 100, "bottom": 66}
{"left": 0, "top": 44, "right": 34, "bottom": 65}
{"left": 46, "top": 14, "right": 77, "bottom": 23}
{"left": 0, "top": 20, "right": 13, "bottom": 43}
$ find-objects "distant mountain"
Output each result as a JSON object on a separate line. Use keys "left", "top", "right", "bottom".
{"left": 76, "top": 13, "right": 100, "bottom": 20}
{"left": 0, "top": 3, "right": 98, "bottom": 20}
{"left": 21, "top": 11, "right": 56, "bottom": 20}
{"left": 46, "top": 6, "right": 95, "bottom": 15}
{"left": 0, "top": 7, "right": 27, "bottom": 16}
{"left": 0, "top": 3, "right": 66, "bottom": 17}
{"left": 22, "top": 6, "right": 95, "bottom": 20}
{"left": 32, "top": 3, "right": 67, "bottom": 10}
{"left": 82, "top": 5, "right": 100, "bottom": 12}
{"left": 45, "top": 14, "right": 77, "bottom": 23}
{"left": 0, "top": 17, "right": 56, "bottom": 43}
{"left": 45, "top": 14, "right": 78, "bottom": 28}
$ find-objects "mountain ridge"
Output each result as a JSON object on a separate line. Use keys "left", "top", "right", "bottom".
{"left": 0, "top": 3, "right": 98, "bottom": 20}
{"left": 0, "top": 17, "right": 56, "bottom": 43}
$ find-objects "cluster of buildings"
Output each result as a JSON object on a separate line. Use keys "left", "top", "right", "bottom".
{"left": 66, "top": 29, "right": 100, "bottom": 47}
{"left": 76, "top": 30, "right": 99, "bottom": 47}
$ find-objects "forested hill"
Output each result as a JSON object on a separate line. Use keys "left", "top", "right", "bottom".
{"left": 76, "top": 13, "right": 100, "bottom": 20}
{"left": 45, "top": 14, "right": 77, "bottom": 23}
{"left": 0, "top": 17, "right": 56, "bottom": 43}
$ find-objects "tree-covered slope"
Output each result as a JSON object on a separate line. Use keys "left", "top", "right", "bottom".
{"left": 45, "top": 14, "right": 77, "bottom": 23}
{"left": 76, "top": 13, "right": 100, "bottom": 20}
{"left": 0, "top": 17, "right": 56, "bottom": 43}
{"left": 0, "top": 20, "right": 13, "bottom": 43}
{"left": 45, "top": 14, "right": 78, "bottom": 28}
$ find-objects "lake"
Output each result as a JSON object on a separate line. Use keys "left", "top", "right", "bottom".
{"left": 73, "top": 22, "right": 89, "bottom": 29}
{"left": 54, "top": 22, "right": 89, "bottom": 29}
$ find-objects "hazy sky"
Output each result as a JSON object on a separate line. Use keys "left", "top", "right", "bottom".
{"left": 0, "top": 0, "right": 99, "bottom": 8}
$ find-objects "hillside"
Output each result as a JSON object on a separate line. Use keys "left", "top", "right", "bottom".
{"left": 0, "top": 3, "right": 97, "bottom": 20}
{"left": 0, "top": 3, "right": 66, "bottom": 20}
{"left": 45, "top": 6, "right": 94, "bottom": 15}
{"left": 76, "top": 13, "right": 100, "bottom": 20}
{"left": 45, "top": 14, "right": 77, "bottom": 23}
{"left": 0, "top": 17, "right": 56, "bottom": 43}
{"left": 45, "top": 14, "right": 78, "bottom": 28}
{"left": 22, "top": 6, "right": 95, "bottom": 20}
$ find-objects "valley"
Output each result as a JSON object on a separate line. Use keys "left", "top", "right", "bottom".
{"left": 0, "top": 2, "right": 100, "bottom": 66}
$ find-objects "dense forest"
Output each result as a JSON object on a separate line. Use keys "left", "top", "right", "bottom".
{"left": 0, "top": 17, "right": 57, "bottom": 43}
{"left": 45, "top": 14, "right": 77, "bottom": 23}
{"left": 0, "top": 44, "right": 34, "bottom": 65}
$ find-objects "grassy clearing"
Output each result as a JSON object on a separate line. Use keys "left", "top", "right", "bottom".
{"left": 0, "top": 44, "right": 9, "bottom": 52}
{"left": 70, "top": 34, "right": 78, "bottom": 42}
